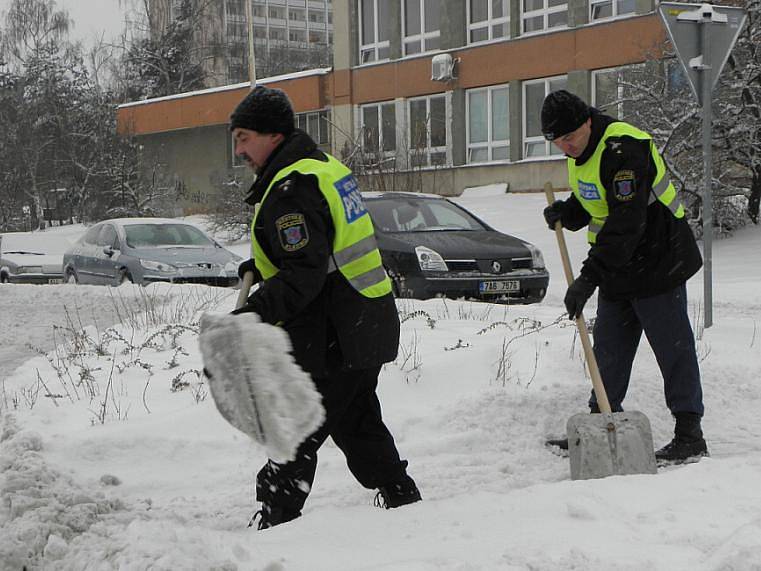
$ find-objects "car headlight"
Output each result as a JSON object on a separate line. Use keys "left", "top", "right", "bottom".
{"left": 140, "top": 259, "right": 177, "bottom": 273}
{"left": 17, "top": 266, "right": 42, "bottom": 274}
{"left": 224, "top": 261, "right": 239, "bottom": 274}
{"left": 415, "top": 246, "right": 448, "bottom": 271}
{"left": 527, "top": 244, "right": 545, "bottom": 269}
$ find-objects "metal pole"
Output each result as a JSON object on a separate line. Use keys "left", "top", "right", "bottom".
{"left": 700, "top": 13, "right": 713, "bottom": 329}
{"left": 245, "top": 0, "right": 257, "bottom": 88}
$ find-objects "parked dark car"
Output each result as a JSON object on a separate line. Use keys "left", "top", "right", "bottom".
{"left": 62, "top": 218, "right": 241, "bottom": 287}
{"left": 363, "top": 192, "right": 549, "bottom": 304}
{"left": 0, "top": 233, "right": 71, "bottom": 284}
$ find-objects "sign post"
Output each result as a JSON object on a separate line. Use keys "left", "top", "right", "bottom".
{"left": 658, "top": 2, "right": 746, "bottom": 328}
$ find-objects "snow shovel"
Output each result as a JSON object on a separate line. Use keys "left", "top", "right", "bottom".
{"left": 544, "top": 183, "right": 657, "bottom": 480}
{"left": 199, "top": 270, "right": 325, "bottom": 463}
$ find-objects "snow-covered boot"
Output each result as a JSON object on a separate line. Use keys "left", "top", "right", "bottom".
{"left": 248, "top": 504, "right": 302, "bottom": 530}
{"left": 655, "top": 412, "right": 709, "bottom": 463}
{"left": 374, "top": 477, "right": 421, "bottom": 509}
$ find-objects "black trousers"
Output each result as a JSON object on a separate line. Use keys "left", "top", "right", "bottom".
{"left": 590, "top": 283, "right": 704, "bottom": 416}
{"left": 255, "top": 365, "right": 410, "bottom": 513}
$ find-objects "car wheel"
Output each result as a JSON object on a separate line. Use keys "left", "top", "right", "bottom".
{"left": 0, "top": 273, "right": 8, "bottom": 284}
{"left": 65, "top": 269, "right": 78, "bottom": 285}
{"left": 118, "top": 270, "right": 133, "bottom": 285}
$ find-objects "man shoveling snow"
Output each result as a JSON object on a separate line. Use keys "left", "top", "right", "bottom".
{"left": 204, "top": 85, "right": 420, "bottom": 530}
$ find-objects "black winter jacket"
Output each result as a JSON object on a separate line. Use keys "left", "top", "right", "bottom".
{"left": 240, "top": 129, "right": 400, "bottom": 376}
{"left": 558, "top": 110, "right": 703, "bottom": 300}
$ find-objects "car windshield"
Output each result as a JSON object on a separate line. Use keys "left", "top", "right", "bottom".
{"left": 124, "top": 224, "right": 215, "bottom": 248}
{"left": 365, "top": 197, "right": 487, "bottom": 233}
{"left": 0, "top": 234, "right": 72, "bottom": 255}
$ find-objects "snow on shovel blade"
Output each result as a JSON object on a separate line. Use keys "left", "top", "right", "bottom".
{"left": 198, "top": 312, "right": 325, "bottom": 464}
{"left": 567, "top": 411, "right": 658, "bottom": 480}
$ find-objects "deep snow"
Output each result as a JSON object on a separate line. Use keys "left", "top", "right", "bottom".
{"left": 1, "top": 188, "right": 760, "bottom": 570}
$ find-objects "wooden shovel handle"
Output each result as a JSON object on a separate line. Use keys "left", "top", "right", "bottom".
{"left": 235, "top": 271, "right": 256, "bottom": 310}
{"left": 544, "top": 182, "right": 612, "bottom": 414}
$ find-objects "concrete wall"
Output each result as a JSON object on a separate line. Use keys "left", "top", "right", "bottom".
{"left": 358, "top": 157, "right": 569, "bottom": 197}
{"left": 136, "top": 124, "right": 253, "bottom": 213}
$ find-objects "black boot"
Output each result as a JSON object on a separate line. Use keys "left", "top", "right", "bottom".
{"left": 655, "top": 412, "right": 709, "bottom": 463}
{"left": 248, "top": 504, "right": 302, "bottom": 530}
{"left": 374, "top": 476, "right": 421, "bottom": 509}
{"left": 546, "top": 404, "right": 601, "bottom": 451}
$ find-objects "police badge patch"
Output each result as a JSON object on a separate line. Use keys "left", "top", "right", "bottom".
{"left": 613, "top": 170, "right": 636, "bottom": 201}
{"left": 276, "top": 213, "right": 309, "bottom": 252}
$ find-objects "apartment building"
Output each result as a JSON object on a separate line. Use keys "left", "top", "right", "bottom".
{"left": 149, "top": 0, "right": 333, "bottom": 86}
{"left": 121, "top": 0, "right": 667, "bottom": 209}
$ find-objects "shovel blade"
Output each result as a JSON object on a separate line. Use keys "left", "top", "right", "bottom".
{"left": 567, "top": 411, "right": 657, "bottom": 480}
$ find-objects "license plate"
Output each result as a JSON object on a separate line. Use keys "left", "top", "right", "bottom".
{"left": 479, "top": 280, "right": 519, "bottom": 293}
{"left": 48, "top": 278, "right": 63, "bottom": 284}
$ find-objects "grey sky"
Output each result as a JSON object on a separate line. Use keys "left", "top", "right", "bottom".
{"left": 0, "top": 0, "right": 134, "bottom": 46}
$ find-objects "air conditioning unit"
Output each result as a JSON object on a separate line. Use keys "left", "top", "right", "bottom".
{"left": 431, "top": 53, "right": 458, "bottom": 82}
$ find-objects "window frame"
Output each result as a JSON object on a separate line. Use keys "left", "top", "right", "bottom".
{"left": 407, "top": 93, "right": 448, "bottom": 168}
{"left": 359, "top": 0, "right": 390, "bottom": 64}
{"left": 521, "top": 75, "right": 567, "bottom": 159}
{"left": 467, "top": 0, "right": 510, "bottom": 45}
{"left": 359, "top": 101, "right": 397, "bottom": 169}
{"left": 466, "top": 84, "right": 511, "bottom": 164}
{"left": 521, "top": 0, "right": 568, "bottom": 36}
{"left": 589, "top": 0, "right": 637, "bottom": 22}
{"left": 295, "top": 109, "right": 332, "bottom": 146}
{"left": 402, "top": 0, "right": 441, "bottom": 56}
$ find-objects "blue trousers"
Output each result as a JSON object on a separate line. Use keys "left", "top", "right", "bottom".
{"left": 590, "top": 283, "right": 704, "bottom": 416}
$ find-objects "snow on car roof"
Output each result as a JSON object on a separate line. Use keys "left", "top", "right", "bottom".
{"left": 362, "top": 191, "right": 445, "bottom": 200}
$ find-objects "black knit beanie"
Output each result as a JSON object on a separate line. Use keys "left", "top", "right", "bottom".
{"left": 541, "top": 90, "right": 590, "bottom": 141}
{"left": 229, "top": 86, "right": 295, "bottom": 135}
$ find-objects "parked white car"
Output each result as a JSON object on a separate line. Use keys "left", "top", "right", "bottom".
{"left": 0, "top": 233, "right": 71, "bottom": 284}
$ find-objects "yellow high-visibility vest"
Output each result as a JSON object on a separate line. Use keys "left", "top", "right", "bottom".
{"left": 251, "top": 154, "right": 392, "bottom": 298}
{"left": 568, "top": 122, "right": 685, "bottom": 244}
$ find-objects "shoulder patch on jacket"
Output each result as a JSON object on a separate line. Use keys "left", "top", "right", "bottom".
{"left": 613, "top": 170, "right": 636, "bottom": 201}
{"left": 276, "top": 213, "right": 309, "bottom": 251}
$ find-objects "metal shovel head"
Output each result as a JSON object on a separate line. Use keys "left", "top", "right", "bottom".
{"left": 567, "top": 411, "right": 657, "bottom": 480}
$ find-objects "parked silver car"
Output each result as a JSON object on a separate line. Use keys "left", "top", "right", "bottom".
{"left": 0, "top": 233, "right": 71, "bottom": 284}
{"left": 62, "top": 218, "right": 242, "bottom": 287}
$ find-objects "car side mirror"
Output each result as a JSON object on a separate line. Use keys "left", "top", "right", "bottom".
{"left": 103, "top": 246, "right": 114, "bottom": 257}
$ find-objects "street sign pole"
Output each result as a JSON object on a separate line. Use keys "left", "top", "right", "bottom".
{"left": 659, "top": 2, "right": 747, "bottom": 329}
{"left": 700, "top": 12, "right": 714, "bottom": 329}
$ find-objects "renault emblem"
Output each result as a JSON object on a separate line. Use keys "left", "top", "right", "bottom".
{"left": 491, "top": 261, "right": 501, "bottom": 273}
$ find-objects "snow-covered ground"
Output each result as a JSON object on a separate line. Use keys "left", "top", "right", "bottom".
{"left": 1, "top": 188, "right": 760, "bottom": 570}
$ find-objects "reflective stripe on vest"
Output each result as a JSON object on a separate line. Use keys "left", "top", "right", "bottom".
{"left": 568, "top": 122, "right": 685, "bottom": 244}
{"left": 250, "top": 154, "right": 392, "bottom": 298}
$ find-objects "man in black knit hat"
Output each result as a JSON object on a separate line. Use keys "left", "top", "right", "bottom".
{"left": 228, "top": 85, "right": 420, "bottom": 529}
{"left": 541, "top": 90, "right": 708, "bottom": 463}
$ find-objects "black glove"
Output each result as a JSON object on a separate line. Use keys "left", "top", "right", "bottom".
{"left": 543, "top": 201, "right": 565, "bottom": 230}
{"left": 564, "top": 275, "right": 597, "bottom": 320}
{"left": 237, "top": 258, "right": 256, "bottom": 280}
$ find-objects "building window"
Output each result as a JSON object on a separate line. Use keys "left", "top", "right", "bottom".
{"left": 269, "top": 6, "right": 286, "bottom": 20}
{"left": 289, "top": 8, "right": 306, "bottom": 21}
{"left": 522, "top": 0, "right": 567, "bottom": 34}
{"left": 403, "top": 0, "right": 440, "bottom": 56}
{"left": 522, "top": 75, "right": 567, "bottom": 158}
{"left": 309, "top": 9, "right": 326, "bottom": 23}
{"left": 290, "top": 29, "right": 307, "bottom": 43}
{"left": 408, "top": 94, "right": 447, "bottom": 167}
{"left": 592, "top": 65, "right": 643, "bottom": 118}
{"left": 226, "top": 0, "right": 245, "bottom": 19}
{"left": 468, "top": 0, "right": 509, "bottom": 44}
{"left": 590, "top": 0, "right": 636, "bottom": 20}
{"left": 360, "top": 101, "right": 396, "bottom": 167}
{"left": 467, "top": 85, "right": 510, "bottom": 163}
{"left": 296, "top": 110, "right": 331, "bottom": 145}
{"left": 359, "top": 0, "right": 390, "bottom": 63}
